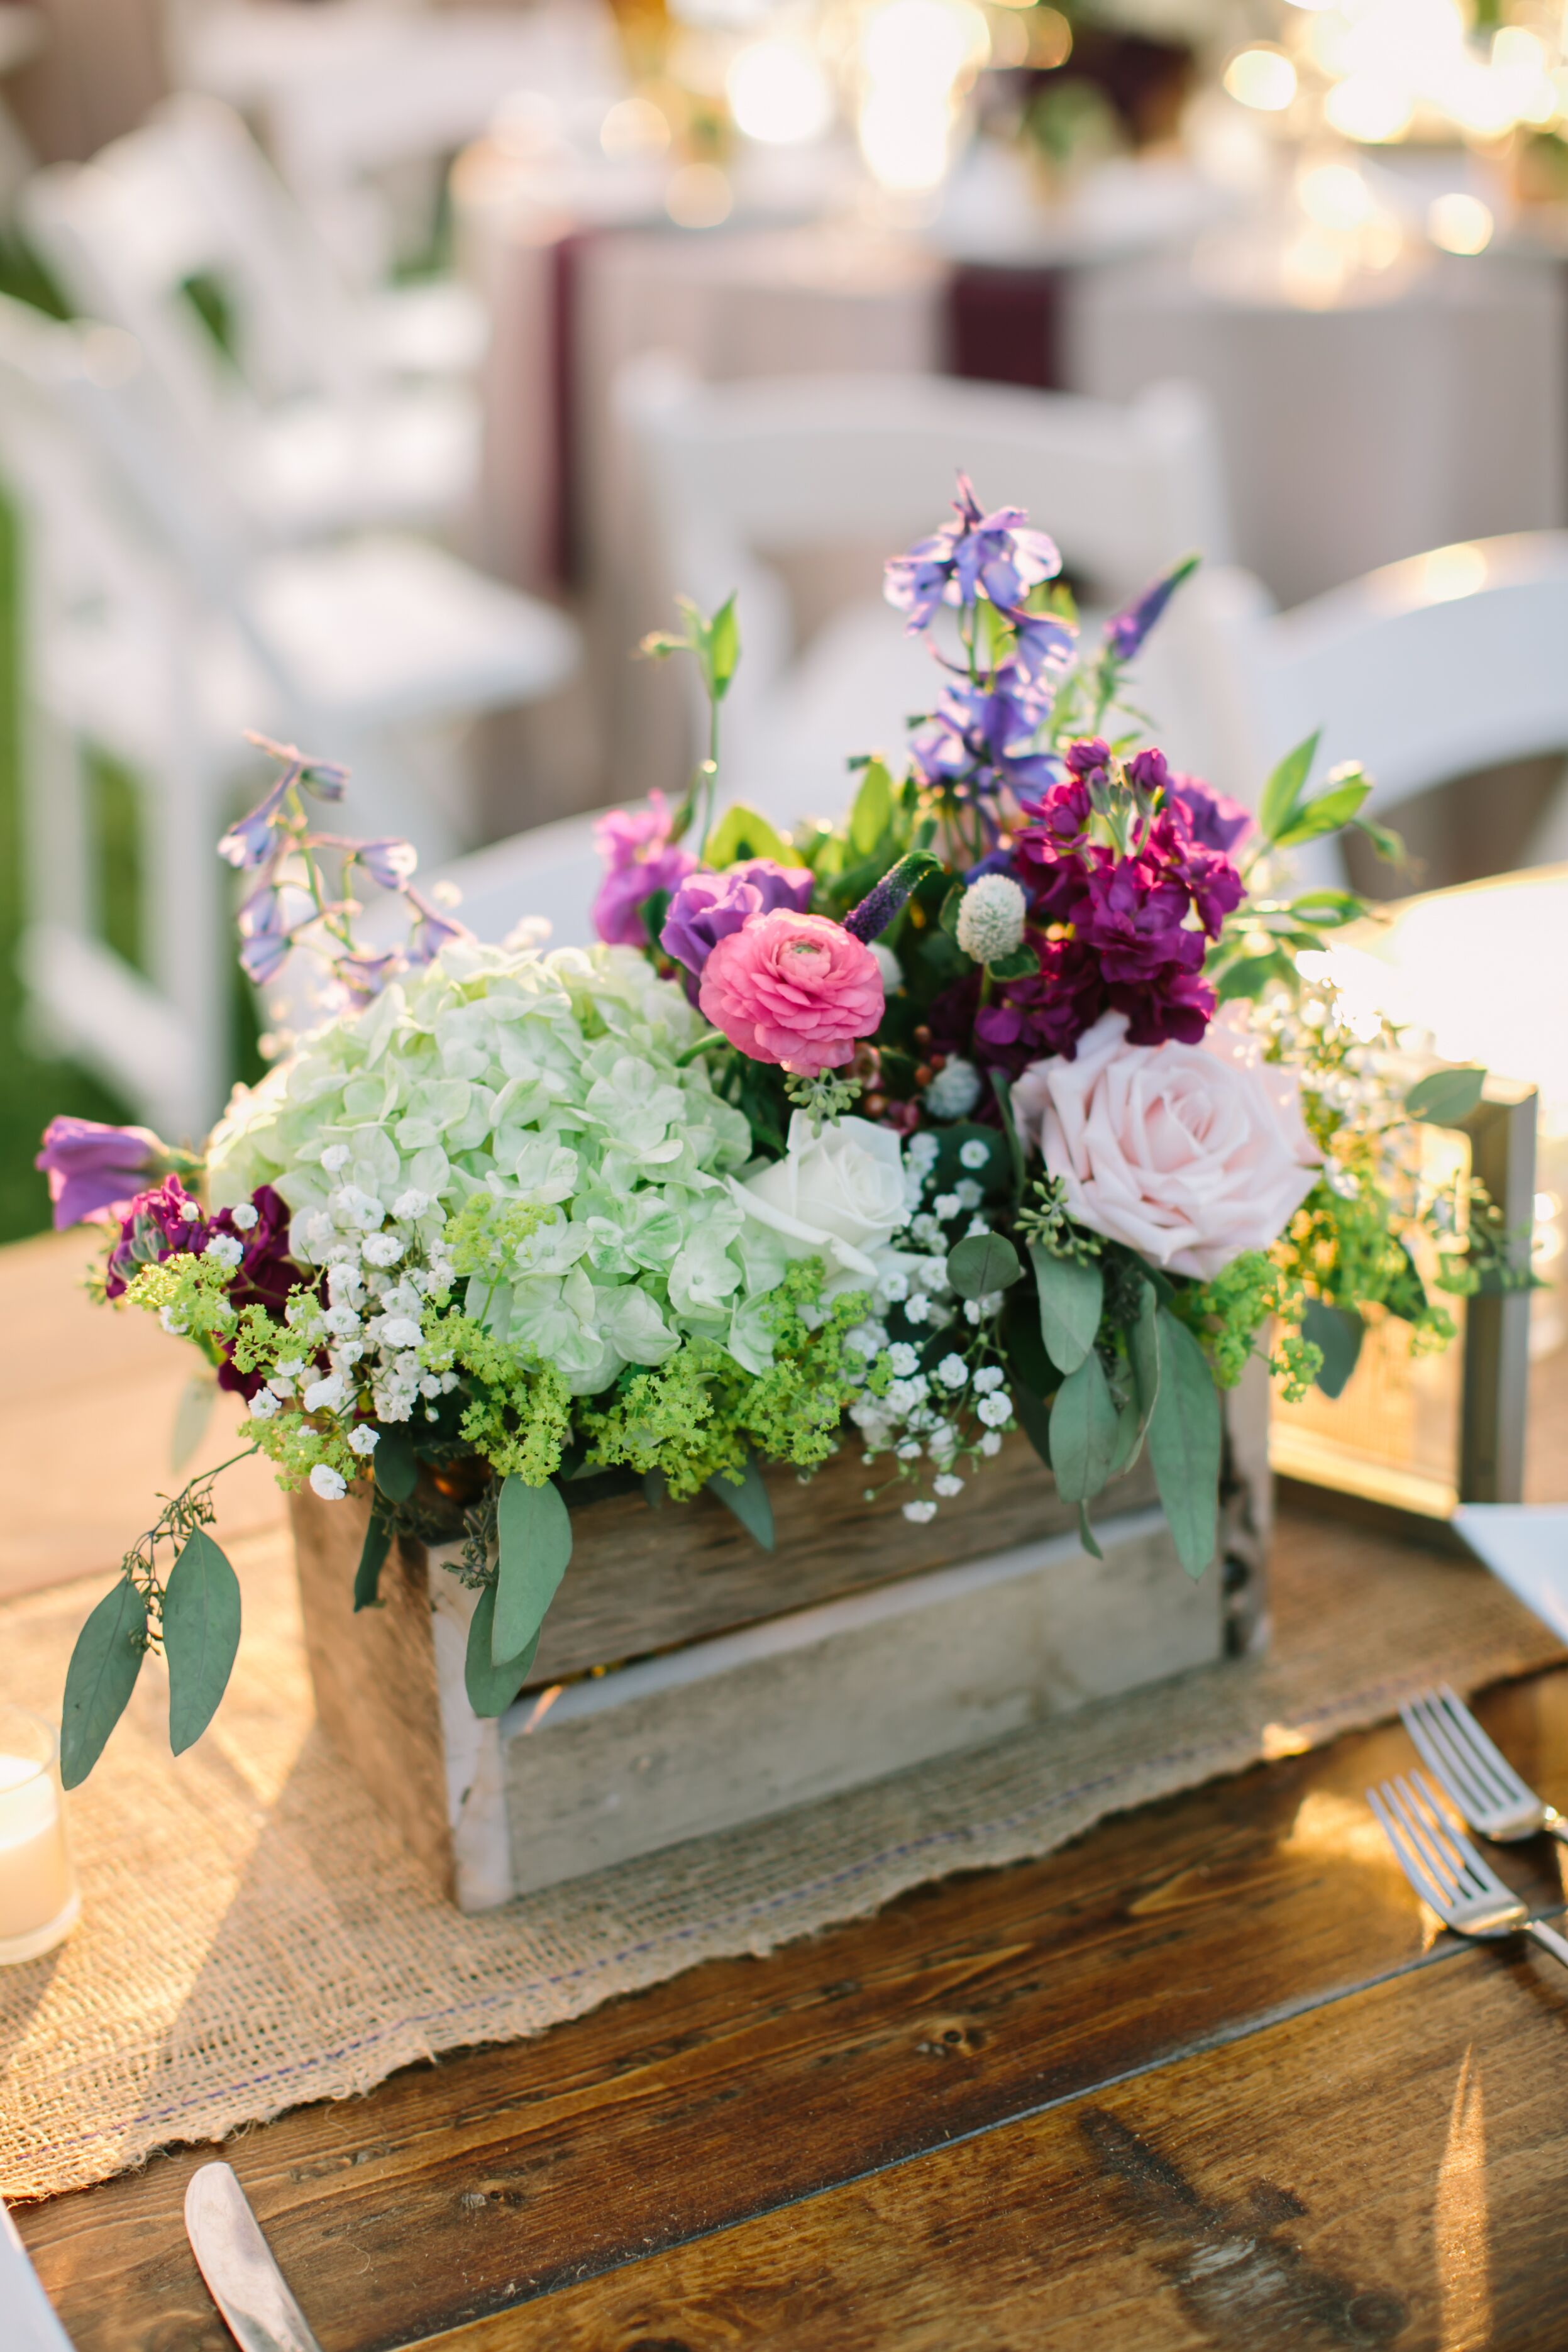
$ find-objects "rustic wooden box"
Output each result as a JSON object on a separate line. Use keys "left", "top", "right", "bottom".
{"left": 290, "top": 1372, "right": 1270, "bottom": 1911}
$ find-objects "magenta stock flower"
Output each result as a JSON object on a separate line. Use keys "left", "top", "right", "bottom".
{"left": 592, "top": 793, "right": 698, "bottom": 948}
{"left": 35, "top": 1117, "right": 168, "bottom": 1229}
{"left": 699, "top": 910, "right": 885, "bottom": 1076}
{"left": 661, "top": 859, "right": 813, "bottom": 975}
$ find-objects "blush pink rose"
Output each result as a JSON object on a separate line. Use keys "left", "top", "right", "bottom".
{"left": 1010, "top": 1008, "right": 1319, "bottom": 1279}
{"left": 699, "top": 909, "right": 885, "bottom": 1077}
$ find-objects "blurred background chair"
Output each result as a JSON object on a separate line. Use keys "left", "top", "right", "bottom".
{"left": 0, "top": 295, "right": 578, "bottom": 1135}
{"left": 618, "top": 359, "right": 1234, "bottom": 824}
{"left": 1191, "top": 534, "right": 1568, "bottom": 883}
{"left": 21, "top": 109, "right": 481, "bottom": 544}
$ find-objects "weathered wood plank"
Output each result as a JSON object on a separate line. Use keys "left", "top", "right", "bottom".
{"left": 294, "top": 1432, "right": 1163, "bottom": 1699}
{"left": 444, "top": 1943, "right": 1568, "bottom": 2351}
{"left": 21, "top": 1625, "right": 1568, "bottom": 2352}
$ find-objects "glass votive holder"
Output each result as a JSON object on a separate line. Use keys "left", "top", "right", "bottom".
{"left": 0, "top": 1704, "right": 79, "bottom": 1963}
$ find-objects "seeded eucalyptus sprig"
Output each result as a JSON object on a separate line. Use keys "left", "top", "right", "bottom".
{"left": 60, "top": 1447, "right": 255, "bottom": 1786}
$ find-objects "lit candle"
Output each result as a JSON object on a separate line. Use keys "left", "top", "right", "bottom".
{"left": 0, "top": 1708, "right": 78, "bottom": 1963}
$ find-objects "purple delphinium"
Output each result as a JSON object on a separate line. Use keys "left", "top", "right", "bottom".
{"left": 660, "top": 859, "right": 812, "bottom": 974}
{"left": 592, "top": 793, "right": 699, "bottom": 948}
{"left": 908, "top": 665, "right": 1060, "bottom": 812}
{"left": 35, "top": 1117, "right": 168, "bottom": 1229}
{"left": 885, "top": 475, "right": 1062, "bottom": 632}
{"left": 404, "top": 888, "right": 473, "bottom": 969}
{"left": 1103, "top": 554, "right": 1199, "bottom": 664}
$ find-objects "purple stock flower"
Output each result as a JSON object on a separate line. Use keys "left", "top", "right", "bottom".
{"left": 592, "top": 793, "right": 698, "bottom": 948}
{"left": 1103, "top": 554, "right": 1199, "bottom": 664}
{"left": 1166, "top": 772, "right": 1254, "bottom": 858}
{"left": 35, "top": 1117, "right": 167, "bottom": 1229}
{"left": 660, "top": 859, "right": 812, "bottom": 974}
{"left": 104, "top": 1175, "right": 208, "bottom": 1298}
{"left": 885, "top": 475, "right": 1062, "bottom": 632}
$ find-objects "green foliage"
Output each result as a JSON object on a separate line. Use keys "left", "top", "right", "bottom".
{"left": 1405, "top": 1066, "right": 1487, "bottom": 1124}
{"left": 1146, "top": 1308, "right": 1222, "bottom": 1577}
{"left": 1030, "top": 1244, "right": 1102, "bottom": 1376}
{"left": 946, "top": 1230, "right": 1022, "bottom": 1300}
{"left": 420, "top": 1311, "right": 575, "bottom": 1484}
{"left": 705, "top": 800, "right": 794, "bottom": 869}
{"left": 1301, "top": 1298, "right": 1364, "bottom": 1399}
{"left": 1048, "top": 1352, "right": 1120, "bottom": 1502}
{"left": 353, "top": 1510, "right": 391, "bottom": 1612}
{"left": 162, "top": 1528, "right": 241, "bottom": 1755}
{"left": 494, "top": 1474, "right": 573, "bottom": 1664}
{"left": 61, "top": 1577, "right": 148, "bottom": 1788}
{"left": 848, "top": 759, "right": 894, "bottom": 855}
{"left": 1016, "top": 1174, "right": 1102, "bottom": 1263}
{"left": 464, "top": 1583, "right": 539, "bottom": 1718}
{"left": 373, "top": 1424, "right": 417, "bottom": 1502}
{"left": 705, "top": 1452, "right": 775, "bottom": 1551}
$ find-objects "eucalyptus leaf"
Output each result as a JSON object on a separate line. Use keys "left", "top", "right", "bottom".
{"left": 1030, "top": 1244, "right": 1103, "bottom": 1376}
{"left": 1048, "top": 1353, "right": 1120, "bottom": 1503}
{"left": 1146, "top": 1310, "right": 1222, "bottom": 1577}
{"left": 353, "top": 1510, "right": 391, "bottom": 1611}
{"left": 1077, "top": 1501, "right": 1104, "bottom": 1562}
{"left": 170, "top": 1371, "right": 218, "bottom": 1473}
{"left": 1302, "top": 1297, "right": 1364, "bottom": 1400}
{"left": 990, "top": 1071, "right": 1026, "bottom": 1201}
{"left": 947, "top": 1231, "right": 1022, "bottom": 1300}
{"left": 1129, "top": 1279, "right": 1161, "bottom": 1435}
{"left": 373, "top": 1425, "right": 416, "bottom": 1503}
{"left": 162, "top": 1527, "right": 241, "bottom": 1755}
{"left": 1107, "top": 1399, "right": 1142, "bottom": 1481}
{"left": 1258, "top": 731, "right": 1320, "bottom": 843}
{"left": 1009, "top": 1375, "right": 1054, "bottom": 1469}
{"left": 1405, "top": 1066, "right": 1487, "bottom": 1125}
{"left": 493, "top": 1475, "right": 573, "bottom": 1665}
{"left": 60, "top": 1577, "right": 147, "bottom": 1788}
{"left": 706, "top": 1454, "right": 775, "bottom": 1552}
{"left": 465, "top": 1584, "right": 540, "bottom": 1718}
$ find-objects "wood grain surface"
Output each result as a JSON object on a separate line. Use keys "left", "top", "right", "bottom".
{"left": 12, "top": 1259, "right": 1568, "bottom": 2351}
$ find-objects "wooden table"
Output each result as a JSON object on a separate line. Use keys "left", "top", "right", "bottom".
{"left": 12, "top": 1237, "right": 1568, "bottom": 2350}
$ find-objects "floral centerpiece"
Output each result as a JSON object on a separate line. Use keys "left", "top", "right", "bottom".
{"left": 40, "top": 485, "right": 1509, "bottom": 1793}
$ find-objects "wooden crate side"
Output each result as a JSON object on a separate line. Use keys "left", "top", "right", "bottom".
{"left": 288, "top": 1491, "right": 454, "bottom": 1900}
{"left": 531, "top": 1436, "right": 1159, "bottom": 1686}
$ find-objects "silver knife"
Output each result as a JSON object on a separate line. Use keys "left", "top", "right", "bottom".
{"left": 1, "top": 2200, "right": 77, "bottom": 2350}
{"left": 184, "top": 2162, "right": 324, "bottom": 2352}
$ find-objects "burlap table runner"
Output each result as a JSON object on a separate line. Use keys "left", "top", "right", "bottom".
{"left": 1, "top": 1516, "right": 1560, "bottom": 2200}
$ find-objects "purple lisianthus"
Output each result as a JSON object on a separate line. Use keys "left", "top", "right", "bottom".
{"left": 885, "top": 475, "right": 1062, "bottom": 632}
{"left": 592, "top": 793, "right": 699, "bottom": 948}
{"left": 35, "top": 1116, "right": 168, "bottom": 1230}
{"left": 660, "top": 859, "right": 812, "bottom": 974}
{"left": 1103, "top": 554, "right": 1199, "bottom": 664}
{"left": 104, "top": 1175, "right": 209, "bottom": 1298}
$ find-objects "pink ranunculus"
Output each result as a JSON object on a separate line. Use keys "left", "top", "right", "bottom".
{"left": 591, "top": 793, "right": 698, "bottom": 947}
{"left": 699, "top": 910, "right": 885, "bottom": 1078}
{"left": 1010, "top": 1009, "right": 1319, "bottom": 1280}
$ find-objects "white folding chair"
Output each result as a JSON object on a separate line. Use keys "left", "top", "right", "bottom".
{"left": 21, "top": 119, "right": 480, "bottom": 547}
{"left": 617, "top": 360, "right": 1235, "bottom": 824}
{"left": 0, "top": 297, "right": 580, "bottom": 1135}
{"left": 1188, "top": 534, "right": 1568, "bottom": 881}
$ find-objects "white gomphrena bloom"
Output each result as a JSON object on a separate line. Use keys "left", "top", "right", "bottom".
{"left": 955, "top": 873, "right": 1027, "bottom": 964}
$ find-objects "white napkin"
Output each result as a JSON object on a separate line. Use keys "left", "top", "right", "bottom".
{"left": 0, "top": 2204, "right": 74, "bottom": 2349}
{"left": 1454, "top": 1505, "right": 1568, "bottom": 1643}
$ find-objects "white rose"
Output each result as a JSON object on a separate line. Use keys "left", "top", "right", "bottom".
{"left": 1011, "top": 1010, "right": 1320, "bottom": 1281}
{"left": 731, "top": 1113, "right": 908, "bottom": 1280}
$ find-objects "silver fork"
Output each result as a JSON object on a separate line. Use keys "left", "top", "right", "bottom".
{"left": 1368, "top": 1771, "right": 1568, "bottom": 1967}
{"left": 1401, "top": 1682, "right": 1568, "bottom": 1845}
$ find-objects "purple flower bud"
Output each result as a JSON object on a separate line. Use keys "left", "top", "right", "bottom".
{"left": 238, "top": 930, "right": 294, "bottom": 985}
{"left": 844, "top": 851, "right": 940, "bottom": 943}
{"left": 404, "top": 889, "right": 472, "bottom": 968}
{"left": 1103, "top": 555, "right": 1199, "bottom": 664}
{"left": 35, "top": 1116, "right": 167, "bottom": 1229}
{"left": 660, "top": 859, "right": 813, "bottom": 974}
{"left": 334, "top": 945, "right": 407, "bottom": 1005}
{"left": 218, "top": 778, "right": 290, "bottom": 871}
{"left": 353, "top": 837, "right": 419, "bottom": 892}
